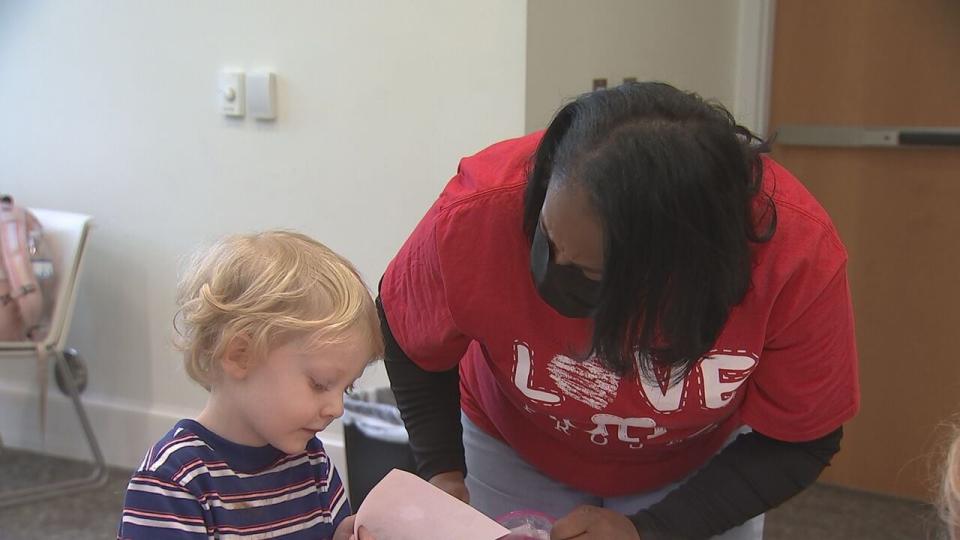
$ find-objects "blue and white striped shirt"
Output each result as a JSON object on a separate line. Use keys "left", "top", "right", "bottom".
{"left": 118, "top": 419, "right": 350, "bottom": 539}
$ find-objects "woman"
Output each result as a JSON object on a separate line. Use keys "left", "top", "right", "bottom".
{"left": 378, "top": 82, "right": 859, "bottom": 539}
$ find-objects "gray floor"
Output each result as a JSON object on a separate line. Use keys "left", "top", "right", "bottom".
{"left": 764, "top": 482, "right": 945, "bottom": 540}
{"left": 0, "top": 448, "right": 946, "bottom": 539}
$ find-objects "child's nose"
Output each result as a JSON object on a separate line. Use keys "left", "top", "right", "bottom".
{"left": 323, "top": 394, "right": 345, "bottom": 419}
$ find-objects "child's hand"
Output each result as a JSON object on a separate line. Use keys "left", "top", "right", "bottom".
{"left": 333, "top": 515, "right": 374, "bottom": 540}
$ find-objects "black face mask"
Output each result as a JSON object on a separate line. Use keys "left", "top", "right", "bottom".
{"left": 530, "top": 222, "right": 602, "bottom": 318}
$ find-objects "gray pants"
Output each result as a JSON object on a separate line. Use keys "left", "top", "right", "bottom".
{"left": 462, "top": 414, "right": 764, "bottom": 539}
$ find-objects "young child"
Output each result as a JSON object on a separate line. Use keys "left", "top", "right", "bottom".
{"left": 118, "top": 231, "right": 381, "bottom": 539}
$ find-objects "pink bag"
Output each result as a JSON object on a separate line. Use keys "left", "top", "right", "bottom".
{"left": 0, "top": 195, "right": 56, "bottom": 435}
{"left": 0, "top": 195, "right": 49, "bottom": 341}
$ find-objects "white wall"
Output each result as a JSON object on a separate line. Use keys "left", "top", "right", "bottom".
{"left": 525, "top": 0, "right": 765, "bottom": 133}
{"left": 0, "top": 0, "right": 527, "bottom": 474}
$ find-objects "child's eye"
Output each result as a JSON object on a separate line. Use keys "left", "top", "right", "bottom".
{"left": 344, "top": 384, "right": 355, "bottom": 396}
{"left": 311, "top": 380, "right": 329, "bottom": 392}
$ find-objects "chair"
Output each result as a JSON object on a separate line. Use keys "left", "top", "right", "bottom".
{"left": 0, "top": 208, "right": 106, "bottom": 507}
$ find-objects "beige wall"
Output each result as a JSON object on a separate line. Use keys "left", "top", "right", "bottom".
{"left": 526, "top": 0, "right": 743, "bottom": 132}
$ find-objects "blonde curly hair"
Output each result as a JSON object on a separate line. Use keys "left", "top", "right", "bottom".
{"left": 174, "top": 231, "right": 383, "bottom": 390}
{"left": 943, "top": 431, "right": 960, "bottom": 540}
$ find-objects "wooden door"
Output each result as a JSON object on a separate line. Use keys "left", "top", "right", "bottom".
{"left": 768, "top": 0, "right": 960, "bottom": 501}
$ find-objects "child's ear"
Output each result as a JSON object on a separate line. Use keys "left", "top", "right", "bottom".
{"left": 221, "top": 333, "right": 252, "bottom": 380}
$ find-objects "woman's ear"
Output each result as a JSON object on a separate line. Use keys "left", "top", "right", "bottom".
{"left": 220, "top": 333, "right": 253, "bottom": 380}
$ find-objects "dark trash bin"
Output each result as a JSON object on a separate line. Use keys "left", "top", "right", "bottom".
{"left": 342, "top": 387, "right": 417, "bottom": 508}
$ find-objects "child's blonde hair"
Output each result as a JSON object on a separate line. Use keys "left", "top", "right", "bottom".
{"left": 174, "top": 230, "right": 383, "bottom": 390}
{"left": 943, "top": 431, "right": 960, "bottom": 539}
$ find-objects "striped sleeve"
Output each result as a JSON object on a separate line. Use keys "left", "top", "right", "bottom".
{"left": 117, "top": 472, "right": 210, "bottom": 539}
{"left": 316, "top": 454, "right": 352, "bottom": 530}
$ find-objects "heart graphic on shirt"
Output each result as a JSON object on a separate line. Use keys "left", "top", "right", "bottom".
{"left": 547, "top": 354, "right": 621, "bottom": 410}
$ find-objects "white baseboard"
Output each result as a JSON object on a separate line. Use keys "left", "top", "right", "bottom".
{"left": 0, "top": 381, "right": 349, "bottom": 490}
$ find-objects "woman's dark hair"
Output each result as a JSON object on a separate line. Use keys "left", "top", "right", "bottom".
{"left": 523, "top": 81, "right": 776, "bottom": 382}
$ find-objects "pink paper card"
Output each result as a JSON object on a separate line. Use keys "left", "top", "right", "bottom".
{"left": 355, "top": 469, "right": 510, "bottom": 540}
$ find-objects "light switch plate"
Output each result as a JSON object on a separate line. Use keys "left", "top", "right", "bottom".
{"left": 247, "top": 71, "right": 277, "bottom": 120}
{"left": 219, "top": 72, "right": 245, "bottom": 117}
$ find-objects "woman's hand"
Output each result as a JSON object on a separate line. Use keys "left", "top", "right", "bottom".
{"left": 332, "top": 515, "right": 374, "bottom": 540}
{"left": 550, "top": 505, "right": 640, "bottom": 539}
{"left": 429, "top": 470, "right": 470, "bottom": 504}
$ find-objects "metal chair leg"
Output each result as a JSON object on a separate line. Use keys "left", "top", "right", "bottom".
{"left": 0, "top": 350, "right": 109, "bottom": 508}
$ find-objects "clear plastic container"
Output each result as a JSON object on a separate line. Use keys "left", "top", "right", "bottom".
{"left": 497, "top": 510, "right": 554, "bottom": 540}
